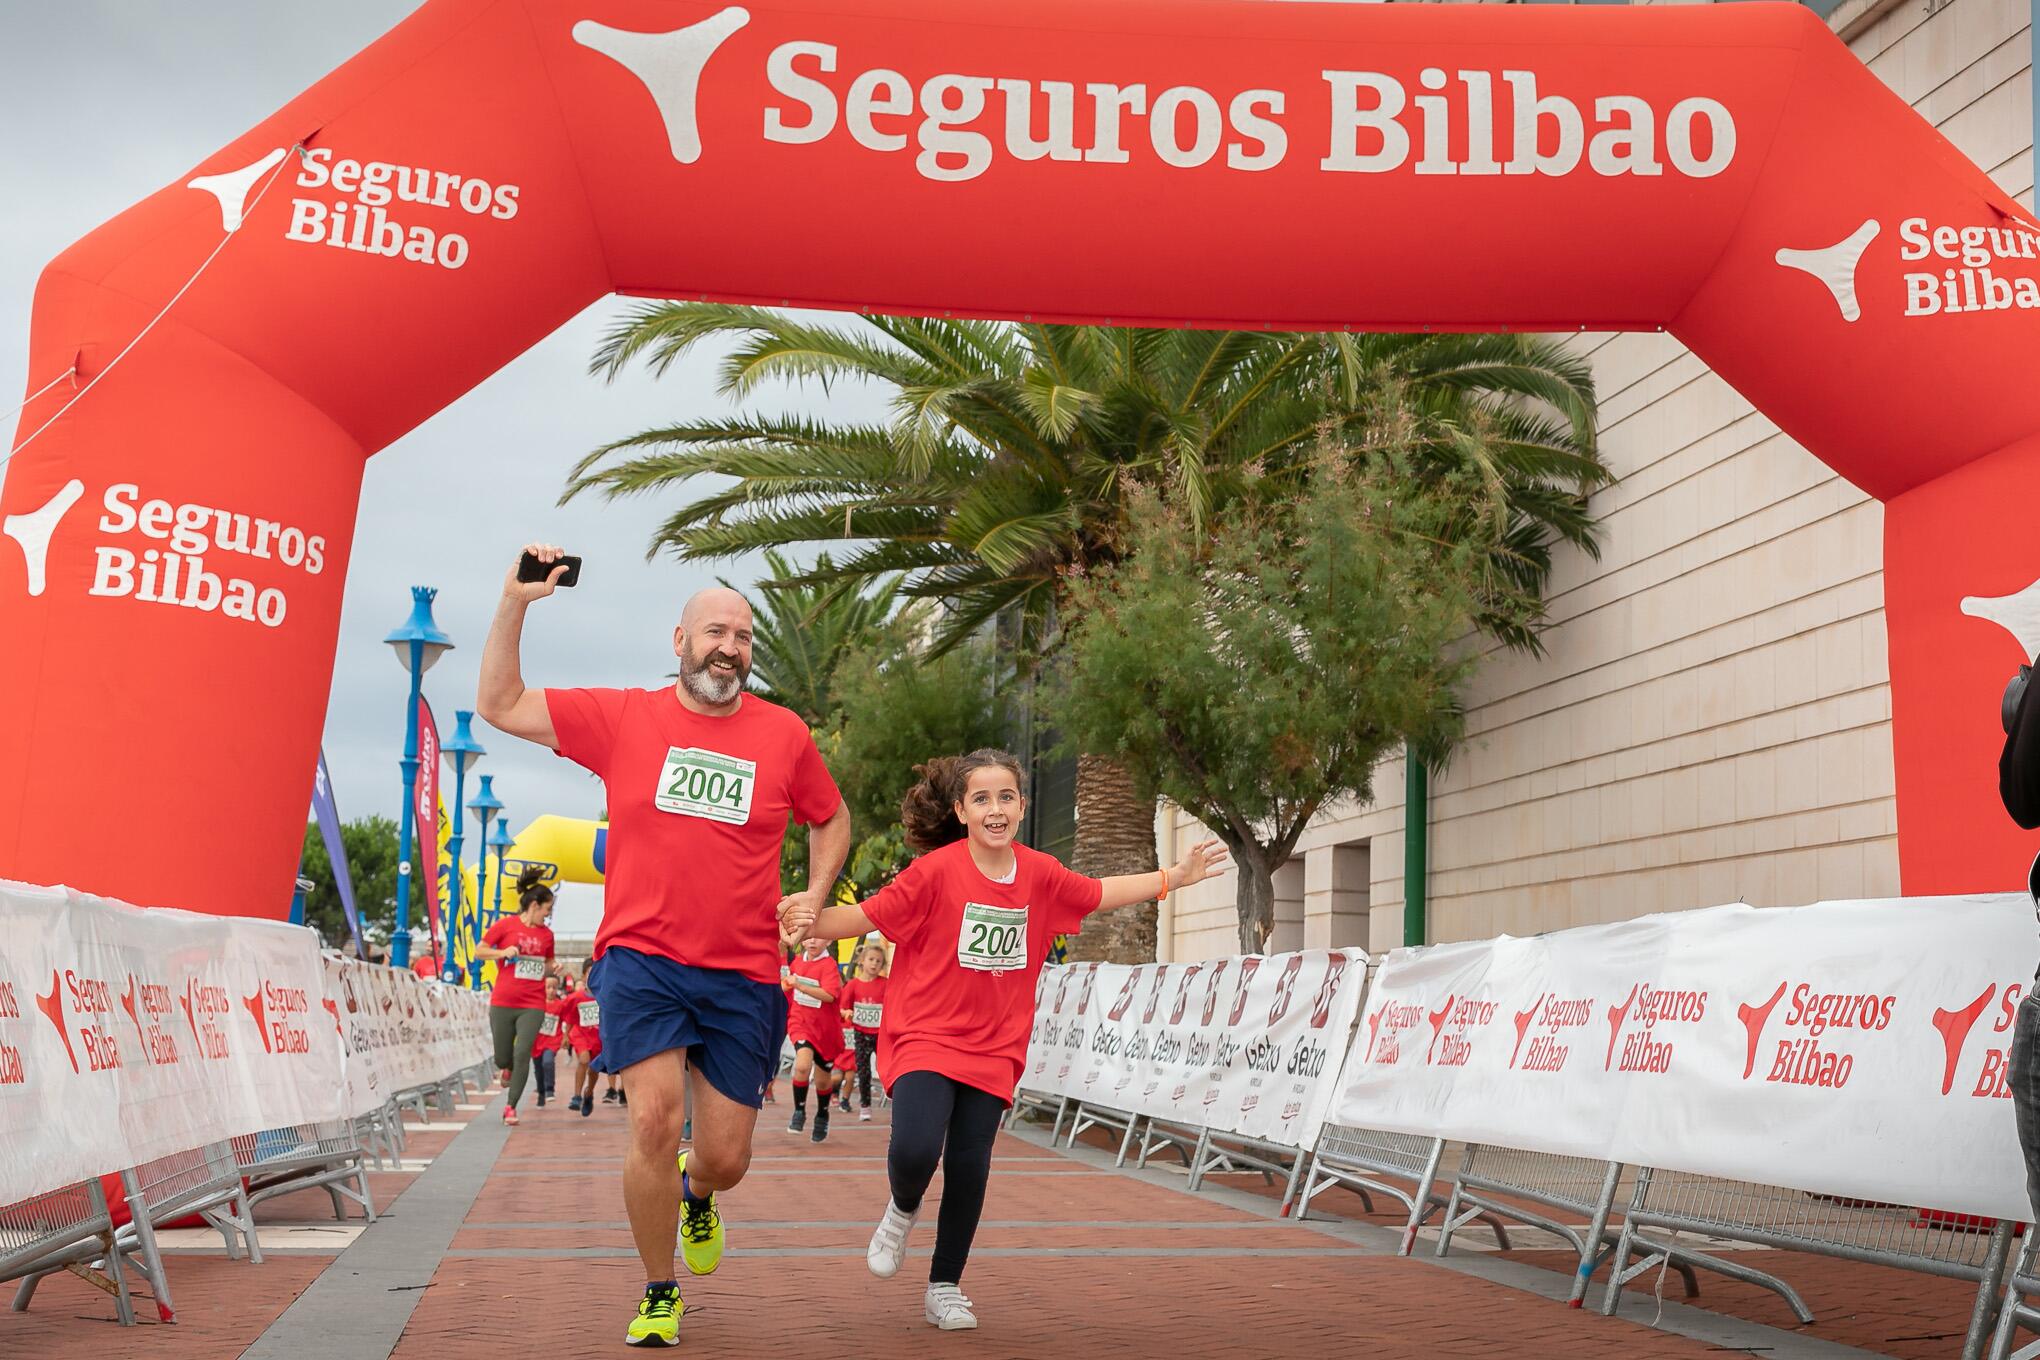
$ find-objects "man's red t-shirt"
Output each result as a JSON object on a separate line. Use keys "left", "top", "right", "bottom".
{"left": 785, "top": 951, "right": 843, "bottom": 1047}
{"left": 411, "top": 954, "right": 441, "bottom": 980}
{"left": 534, "top": 995, "right": 568, "bottom": 1054}
{"left": 840, "top": 975, "right": 889, "bottom": 1035}
{"left": 862, "top": 841, "right": 1102, "bottom": 1102}
{"left": 546, "top": 688, "right": 841, "bottom": 985}
{"left": 562, "top": 987, "right": 602, "bottom": 1053}
{"left": 482, "top": 917, "right": 554, "bottom": 1009}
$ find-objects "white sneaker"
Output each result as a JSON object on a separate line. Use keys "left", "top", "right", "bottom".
{"left": 858, "top": 1108, "right": 872, "bottom": 1122}
{"left": 867, "top": 1198, "right": 918, "bottom": 1278}
{"left": 924, "top": 1283, "right": 977, "bottom": 1330}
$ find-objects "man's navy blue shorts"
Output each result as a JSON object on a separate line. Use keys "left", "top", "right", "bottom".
{"left": 587, "top": 946, "right": 786, "bottom": 1108}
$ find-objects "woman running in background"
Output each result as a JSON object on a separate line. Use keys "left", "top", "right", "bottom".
{"left": 473, "top": 867, "right": 557, "bottom": 1126}
{"left": 781, "top": 749, "right": 1225, "bottom": 1331}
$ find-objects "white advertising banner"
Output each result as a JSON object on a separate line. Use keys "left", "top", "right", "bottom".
{"left": 1024, "top": 949, "right": 1367, "bottom": 1152}
{"left": 0, "top": 881, "right": 346, "bottom": 1207}
{"left": 1331, "top": 896, "right": 2040, "bottom": 1222}
{"left": 0, "top": 880, "right": 494, "bottom": 1207}
{"left": 325, "top": 952, "right": 490, "bottom": 1118}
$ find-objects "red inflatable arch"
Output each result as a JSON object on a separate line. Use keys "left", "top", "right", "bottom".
{"left": 5, "top": 0, "right": 2037, "bottom": 918}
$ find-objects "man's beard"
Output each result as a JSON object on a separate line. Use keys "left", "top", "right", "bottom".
{"left": 679, "top": 644, "right": 748, "bottom": 706}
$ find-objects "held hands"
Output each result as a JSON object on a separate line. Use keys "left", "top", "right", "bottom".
{"left": 776, "top": 890, "right": 822, "bottom": 948}
{"left": 505, "top": 543, "right": 570, "bottom": 604}
{"left": 1169, "top": 839, "right": 1230, "bottom": 890}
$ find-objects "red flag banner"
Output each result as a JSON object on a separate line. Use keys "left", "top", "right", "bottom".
{"left": 414, "top": 696, "right": 442, "bottom": 958}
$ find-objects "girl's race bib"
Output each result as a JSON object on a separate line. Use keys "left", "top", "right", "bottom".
{"left": 957, "top": 902, "right": 1028, "bottom": 972}
{"left": 577, "top": 1001, "right": 601, "bottom": 1028}
{"left": 513, "top": 956, "right": 546, "bottom": 981}
{"left": 852, "top": 1001, "right": 883, "bottom": 1028}
{"left": 539, "top": 1013, "right": 560, "bottom": 1036}
{"left": 794, "top": 987, "right": 824, "bottom": 1007}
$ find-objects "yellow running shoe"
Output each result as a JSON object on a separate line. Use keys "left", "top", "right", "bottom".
{"left": 625, "top": 1282, "right": 683, "bottom": 1347}
{"left": 676, "top": 1149, "right": 724, "bottom": 1276}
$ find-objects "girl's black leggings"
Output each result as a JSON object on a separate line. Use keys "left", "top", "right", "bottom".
{"left": 854, "top": 1030, "right": 878, "bottom": 1107}
{"left": 886, "top": 1070, "right": 1005, "bottom": 1285}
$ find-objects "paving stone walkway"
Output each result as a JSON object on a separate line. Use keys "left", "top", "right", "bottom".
{"left": 0, "top": 1085, "right": 1980, "bottom": 1358}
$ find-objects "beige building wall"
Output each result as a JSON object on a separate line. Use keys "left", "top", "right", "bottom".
{"left": 1160, "top": 0, "right": 2033, "bottom": 963}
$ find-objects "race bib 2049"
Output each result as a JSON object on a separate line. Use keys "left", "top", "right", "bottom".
{"left": 957, "top": 902, "right": 1028, "bottom": 973}
{"left": 655, "top": 746, "right": 756, "bottom": 824}
{"left": 512, "top": 956, "right": 546, "bottom": 981}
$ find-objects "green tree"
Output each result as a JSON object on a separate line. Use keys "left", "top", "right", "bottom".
{"left": 1053, "top": 457, "right": 1525, "bottom": 954}
{"left": 571, "top": 307, "right": 1602, "bottom": 961}
{"left": 736, "top": 548, "right": 901, "bottom": 727}
{"left": 298, "top": 814, "right": 425, "bottom": 954}
{"left": 778, "top": 613, "right": 1010, "bottom": 899}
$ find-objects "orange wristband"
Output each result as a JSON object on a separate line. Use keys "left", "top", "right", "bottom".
{"left": 1157, "top": 867, "right": 1170, "bottom": 901}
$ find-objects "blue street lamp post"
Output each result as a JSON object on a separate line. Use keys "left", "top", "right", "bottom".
{"left": 384, "top": 587, "right": 452, "bottom": 971}
{"left": 487, "top": 816, "right": 515, "bottom": 929}
{"left": 443, "top": 711, "right": 485, "bottom": 988}
{"left": 469, "top": 775, "right": 504, "bottom": 988}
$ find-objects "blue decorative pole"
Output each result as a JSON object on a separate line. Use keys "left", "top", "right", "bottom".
{"left": 488, "top": 817, "right": 515, "bottom": 929}
{"left": 469, "top": 775, "right": 503, "bottom": 990}
{"left": 443, "top": 711, "right": 485, "bottom": 987}
{"left": 384, "top": 587, "right": 451, "bottom": 970}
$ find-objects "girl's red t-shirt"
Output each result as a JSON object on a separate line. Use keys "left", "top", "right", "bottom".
{"left": 785, "top": 951, "right": 842, "bottom": 1047}
{"left": 534, "top": 995, "right": 569, "bottom": 1054}
{"left": 483, "top": 917, "right": 554, "bottom": 1010}
{"left": 562, "top": 987, "right": 602, "bottom": 1052}
{"left": 840, "top": 975, "right": 889, "bottom": 1035}
{"left": 862, "top": 840, "right": 1102, "bottom": 1101}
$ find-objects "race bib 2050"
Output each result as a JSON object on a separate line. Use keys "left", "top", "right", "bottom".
{"left": 852, "top": 1001, "right": 883, "bottom": 1028}
{"left": 655, "top": 747, "right": 756, "bottom": 824}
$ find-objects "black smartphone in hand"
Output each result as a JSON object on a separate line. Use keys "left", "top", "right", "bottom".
{"left": 517, "top": 551, "right": 582, "bottom": 588}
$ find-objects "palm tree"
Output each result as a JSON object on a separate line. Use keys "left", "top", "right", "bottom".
{"left": 570, "top": 307, "right": 1604, "bottom": 961}
{"left": 733, "top": 549, "right": 900, "bottom": 727}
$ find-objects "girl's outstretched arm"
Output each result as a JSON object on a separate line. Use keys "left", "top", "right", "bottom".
{"left": 1097, "top": 839, "right": 1231, "bottom": 911}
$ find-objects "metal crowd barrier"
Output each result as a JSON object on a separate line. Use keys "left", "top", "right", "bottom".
{"left": 1130, "top": 1117, "right": 1201, "bottom": 1170}
{"left": 1987, "top": 1231, "right": 2040, "bottom": 1359}
{"left": 1428, "top": 1145, "right": 1696, "bottom": 1306}
{"left": 233, "top": 1120, "right": 377, "bottom": 1223}
{"left": 1186, "top": 1128, "right": 1307, "bottom": 1211}
{"left": 3, "top": 1179, "right": 138, "bottom": 1324}
{"left": 1296, "top": 1124, "right": 1455, "bottom": 1252}
{"left": 1059, "top": 1100, "right": 1138, "bottom": 1156}
{"left": 1603, "top": 1168, "right": 2015, "bottom": 1360}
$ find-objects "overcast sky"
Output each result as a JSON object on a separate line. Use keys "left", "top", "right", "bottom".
{"left": 0, "top": 3, "right": 889, "bottom": 934}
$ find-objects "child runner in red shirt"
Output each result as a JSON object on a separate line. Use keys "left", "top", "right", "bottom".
{"left": 563, "top": 975, "right": 603, "bottom": 1118}
{"left": 533, "top": 974, "right": 566, "bottom": 1107}
{"left": 783, "top": 939, "right": 844, "bottom": 1142}
{"left": 782, "top": 749, "right": 1225, "bottom": 1331}
{"left": 837, "top": 943, "right": 889, "bottom": 1121}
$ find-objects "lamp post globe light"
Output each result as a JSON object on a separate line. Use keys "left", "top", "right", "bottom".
{"left": 442, "top": 710, "right": 485, "bottom": 986}
{"left": 487, "top": 815, "right": 515, "bottom": 929}
{"left": 384, "top": 586, "right": 451, "bottom": 971}
{"left": 469, "top": 775, "right": 504, "bottom": 990}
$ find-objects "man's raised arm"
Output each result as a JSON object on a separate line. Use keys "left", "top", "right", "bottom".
{"left": 478, "top": 543, "right": 570, "bottom": 750}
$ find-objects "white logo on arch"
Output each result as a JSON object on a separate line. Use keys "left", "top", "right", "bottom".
{"left": 574, "top": 8, "right": 751, "bottom": 165}
{"left": 3, "top": 480, "right": 84, "bottom": 597}
{"left": 1776, "top": 218, "right": 1880, "bottom": 323}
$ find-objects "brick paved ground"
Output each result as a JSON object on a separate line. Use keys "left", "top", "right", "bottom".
{"left": 0, "top": 1087, "right": 2000, "bottom": 1357}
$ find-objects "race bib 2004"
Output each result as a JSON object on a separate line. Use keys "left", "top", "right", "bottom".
{"left": 577, "top": 1001, "right": 601, "bottom": 1028}
{"left": 655, "top": 746, "right": 756, "bottom": 824}
{"left": 957, "top": 902, "right": 1029, "bottom": 973}
{"left": 512, "top": 956, "right": 546, "bottom": 981}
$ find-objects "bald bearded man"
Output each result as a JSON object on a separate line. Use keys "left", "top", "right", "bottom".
{"left": 480, "top": 545, "right": 851, "bottom": 1347}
